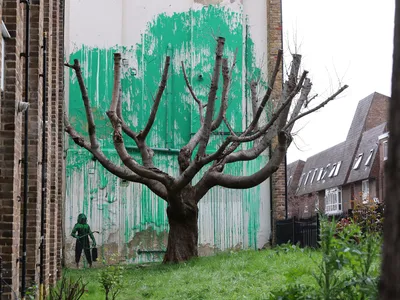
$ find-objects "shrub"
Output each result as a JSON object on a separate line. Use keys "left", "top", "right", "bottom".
{"left": 270, "top": 215, "right": 381, "bottom": 300}
{"left": 49, "top": 276, "right": 87, "bottom": 300}
{"left": 352, "top": 203, "right": 384, "bottom": 234}
{"left": 98, "top": 260, "right": 125, "bottom": 300}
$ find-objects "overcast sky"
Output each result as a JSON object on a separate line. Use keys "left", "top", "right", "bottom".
{"left": 282, "top": 0, "right": 395, "bottom": 163}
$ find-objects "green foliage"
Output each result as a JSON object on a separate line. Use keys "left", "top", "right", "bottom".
{"left": 49, "top": 276, "right": 87, "bottom": 300}
{"left": 67, "top": 249, "right": 320, "bottom": 299}
{"left": 270, "top": 215, "right": 382, "bottom": 300}
{"left": 352, "top": 203, "right": 384, "bottom": 234}
{"left": 25, "top": 282, "right": 38, "bottom": 300}
{"left": 98, "top": 257, "right": 125, "bottom": 300}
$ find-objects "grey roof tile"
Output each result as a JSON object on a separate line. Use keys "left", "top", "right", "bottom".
{"left": 347, "top": 123, "right": 387, "bottom": 183}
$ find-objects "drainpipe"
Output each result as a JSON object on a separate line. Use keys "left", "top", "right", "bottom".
{"left": 284, "top": 155, "right": 288, "bottom": 219}
{"left": 20, "top": 1, "right": 30, "bottom": 299}
{"left": 39, "top": 32, "right": 47, "bottom": 300}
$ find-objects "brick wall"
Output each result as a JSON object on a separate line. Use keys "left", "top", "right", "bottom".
{"left": 267, "top": 0, "right": 285, "bottom": 243}
{"left": 57, "top": 0, "right": 65, "bottom": 278}
{"left": 0, "top": 1, "right": 25, "bottom": 297}
{"left": 0, "top": 0, "right": 64, "bottom": 298}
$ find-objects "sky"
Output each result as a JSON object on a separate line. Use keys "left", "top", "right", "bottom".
{"left": 282, "top": 0, "right": 395, "bottom": 163}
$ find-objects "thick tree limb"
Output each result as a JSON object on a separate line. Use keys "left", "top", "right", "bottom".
{"left": 106, "top": 53, "right": 173, "bottom": 187}
{"left": 285, "top": 78, "right": 313, "bottom": 133}
{"left": 246, "top": 49, "right": 283, "bottom": 134}
{"left": 250, "top": 81, "right": 258, "bottom": 125}
{"left": 64, "top": 113, "right": 167, "bottom": 199}
{"left": 65, "top": 59, "right": 99, "bottom": 150}
{"left": 211, "top": 56, "right": 234, "bottom": 131}
{"left": 138, "top": 56, "right": 171, "bottom": 140}
{"left": 197, "top": 37, "right": 225, "bottom": 158}
{"left": 182, "top": 61, "right": 204, "bottom": 124}
{"left": 205, "top": 131, "right": 288, "bottom": 189}
{"left": 116, "top": 92, "right": 155, "bottom": 168}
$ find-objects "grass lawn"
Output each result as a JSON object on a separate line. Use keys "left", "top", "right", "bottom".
{"left": 65, "top": 248, "right": 321, "bottom": 300}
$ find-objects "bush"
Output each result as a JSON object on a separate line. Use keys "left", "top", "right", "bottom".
{"left": 352, "top": 203, "right": 384, "bottom": 234}
{"left": 49, "top": 276, "right": 87, "bottom": 300}
{"left": 98, "top": 261, "right": 125, "bottom": 300}
{"left": 270, "top": 215, "right": 381, "bottom": 300}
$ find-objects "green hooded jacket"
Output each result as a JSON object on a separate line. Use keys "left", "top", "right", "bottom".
{"left": 71, "top": 213, "right": 96, "bottom": 248}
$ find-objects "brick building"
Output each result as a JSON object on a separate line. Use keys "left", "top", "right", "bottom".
{"left": 287, "top": 92, "right": 390, "bottom": 217}
{"left": 0, "top": 0, "right": 64, "bottom": 298}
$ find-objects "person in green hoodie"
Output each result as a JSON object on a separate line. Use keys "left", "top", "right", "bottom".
{"left": 71, "top": 213, "right": 96, "bottom": 268}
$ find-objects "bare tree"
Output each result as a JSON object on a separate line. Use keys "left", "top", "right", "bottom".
{"left": 380, "top": 0, "right": 400, "bottom": 298}
{"left": 64, "top": 37, "right": 347, "bottom": 263}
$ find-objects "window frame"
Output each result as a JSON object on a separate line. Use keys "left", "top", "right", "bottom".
{"left": 353, "top": 153, "right": 364, "bottom": 170}
{"left": 383, "top": 141, "right": 388, "bottom": 161}
{"left": 362, "top": 179, "right": 369, "bottom": 203}
{"left": 364, "top": 149, "right": 374, "bottom": 166}
{"left": 324, "top": 187, "right": 343, "bottom": 215}
{"left": 1, "top": 21, "right": 10, "bottom": 92}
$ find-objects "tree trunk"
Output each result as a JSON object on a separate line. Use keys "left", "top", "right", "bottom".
{"left": 380, "top": 0, "right": 400, "bottom": 298}
{"left": 163, "top": 191, "right": 199, "bottom": 263}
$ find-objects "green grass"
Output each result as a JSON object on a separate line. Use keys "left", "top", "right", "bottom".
{"left": 64, "top": 248, "right": 321, "bottom": 300}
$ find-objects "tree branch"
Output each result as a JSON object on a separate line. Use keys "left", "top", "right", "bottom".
{"left": 67, "top": 59, "right": 100, "bottom": 149}
{"left": 106, "top": 53, "right": 173, "bottom": 187}
{"left": 138, "top": 56, "right": 171, "bottom": 140}
{"left": 246, "top": 49, "right": 283, "bottom": 134}
{"left": 229, "top": 70, "right": 308, "bottom": 144}
{"left": 182, "top": 61, "right": 204, "bottom": 124}
{"left": 211, "top": 55, "right": 234, "bottom": 131}
{"left": 283, "top": 85, "right": 349, "bottom": 131}
{"left": 205, "top": 131, "right": 288, "bottom": 189}
{"left": 197, "top": 37, "right": 225, "bottom": 158}
{"left": 64, "top": 113, "right": 167, "bottom": 199}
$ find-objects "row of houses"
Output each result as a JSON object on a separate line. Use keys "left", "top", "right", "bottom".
{"left": 287, "top": 92, "right": 389, "bottom": 218}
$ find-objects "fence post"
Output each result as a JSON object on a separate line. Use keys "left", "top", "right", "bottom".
{"left": 292, "top": 217, "right": 295, "bottom": 245}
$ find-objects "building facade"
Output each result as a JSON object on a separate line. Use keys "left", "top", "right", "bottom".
{"left": 0, "top": 0, "right": 65, "bottom": 298}
{"left": 287, "top": 92, "right": 389, "bottom": 217}
{"left": 64, "top": 0, "right": 285, "bottom": 265}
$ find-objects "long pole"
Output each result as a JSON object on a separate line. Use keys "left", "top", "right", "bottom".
{"left": 39, "top": 32, "right": 47, "bottom": 300}
{"left": 20, "top": 0, "right": 30, "bottom": 299}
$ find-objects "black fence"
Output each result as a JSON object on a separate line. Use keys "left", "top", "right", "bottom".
{"left": 276, "top": 215, "right": 320, "bottom": 248}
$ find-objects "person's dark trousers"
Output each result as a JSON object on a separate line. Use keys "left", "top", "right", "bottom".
{"left": 75, "top": 239, "right": 92, "bottom": 265}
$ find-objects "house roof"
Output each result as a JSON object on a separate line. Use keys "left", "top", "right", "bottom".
{"left": 297, "top": 142, "right": 345, "bottom": 195}
{"left": 287, "top": 159, "right": 305, "bottom": 195}
{"left": 295, "top": 92, "right": 389, "bottom": 196}
{"left": 347, "top": 122, "right": 387, "bottom": 183}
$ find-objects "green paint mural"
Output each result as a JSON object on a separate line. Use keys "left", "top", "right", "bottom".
{"left": 66, "top": 5, "right": 270, "bottom": 264}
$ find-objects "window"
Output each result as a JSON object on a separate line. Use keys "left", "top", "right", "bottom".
{"left": 287, "top": 175, "right": 292, "bottom": 187}
{"left": 310, "top": 169, "right": 318, "bottom": 184}
{"left": 316, "top": 168, "right": 324, "bottom": 181}
{"left": 315, "top": 193, "right": 319, "bottom": 212}
{"left": 333, "top": 161, "right": 341, "bottom": 176}
{"left": 325, "top": 187, "right": 343, "bottom": 215}
{"left": 362, "top": 180, "right": 369, "bottom": 203}
{"left": 353, "top": 153, "right": 363, "bottom": 170}
{"left": 1, "top": 21, "right": 10, "bottom": 91}
{"left": 298, "top": 173, "right": 305, "bottom": 188}
{"left": 364, "top": 149, "right": 374, "bottom": 166}
{"left": 304, "top": 170, "right": 312, "bottom": 186}
{"left": 383, "top": 141, "right": 388, "bottom": 161}
{"left": 328, "top": 163, "right": 337, "bottom": 177}
{"left": 321, "top": 164, "right": 330, "bottom": 180}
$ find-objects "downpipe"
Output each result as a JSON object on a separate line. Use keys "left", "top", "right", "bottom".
{"left": 39, "top": 32, "right": 47, "bottom": 300}
{"left": 20, "top": 0, "right": 30, "bottom": 299}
